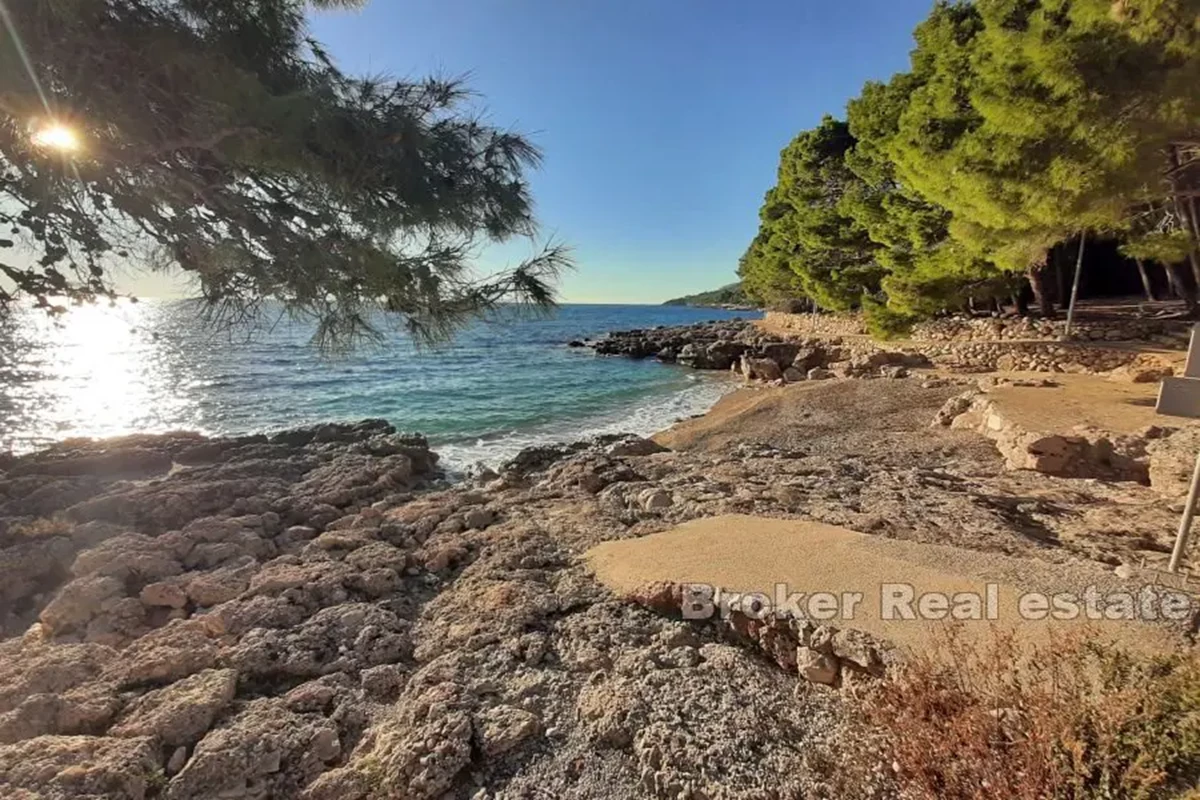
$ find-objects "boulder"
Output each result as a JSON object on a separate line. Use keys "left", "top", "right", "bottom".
{"left": 140, "top": 582, "right": 188, "bottom": 609}
{"left": 638, "top": 489, "right": 674, "bottom": 512}
{"left": 606, "top": 437, "right": 668, "bottom": 457}
{"left": 795, "top": 646, "right": 839, "bottom": 685}
{"left": 166, "top": 699, "right": 341, "bottom": 800}
{"left": 109, "top": 620, "right": 221, "bottom": 685}
{"left": 1109, "top": 363, "right": 1174, "bottom": 384}
{"left": 39, "top": 575, "right": 126, "bottom": 636}
{"left": 0, "top": 734, "right": 160, "bottom": 799}
{"left": 110, "top": 668, "right": 237, "bottom": 747}
{"left": 740, "top": 355, "right": 783, "bottom": 382}
{"left": 474, "top": 705, "right": 540, "bottom": 757}
{"left": 782, "top": 367, "right": 807, "bottom": 383}
{"left": 790, "top": 346, "right": 827, "bottom": 372}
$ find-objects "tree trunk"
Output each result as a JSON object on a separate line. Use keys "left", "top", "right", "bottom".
{"left": 1187, "top": 249, "right": 1200, "bottom": 289}
{"left": 1055, "top": 249, "right": 1069, "bottom": 305}
{"left": 1136, "top": 258, "right": 1156, "bottom": 301}
{"left": 1014, "top": 291, "right": 1029, "bottom": 316}
{"left": 1165, "top": 260, "right": 1183, "bottom": 298}
{"left": 1064, "top": 231, "right": 1087, "bottom": 337}
{"left": 1168, "top": 145, "right": 1200, "bottom": 286}
{"left": 1027, "top": 267, "right": 1055, "bottom": 317}
{"left": 1166, "top": 261, "right": 1198, "bottom": 315}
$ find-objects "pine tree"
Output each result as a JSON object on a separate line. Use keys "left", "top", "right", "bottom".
{"left": 0, "top": 0, "right": 570, "bottom": 344}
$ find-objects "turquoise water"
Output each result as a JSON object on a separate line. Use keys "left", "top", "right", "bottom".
{"left": 0, "top": 302, "right": 760, "bottom": 467}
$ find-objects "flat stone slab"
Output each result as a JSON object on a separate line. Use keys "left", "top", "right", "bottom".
{"left": 587, "top": 515, "right": 1184, "bottom": 656}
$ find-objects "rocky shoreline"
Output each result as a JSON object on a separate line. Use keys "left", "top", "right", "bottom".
{"left": 3, "top": 318, "right": 1199, "bottom": 799}
{"left": 584, "top": 315, "right": 1183, "bottom": 378}
{"left": 582, "top": 319, "right": 930, "bottom": 381}
{"left": 2, "top": 416, "right": 880, "bottom": 799}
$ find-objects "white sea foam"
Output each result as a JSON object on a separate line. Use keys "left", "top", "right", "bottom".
{"left": 435, "top": 374, "right": 737, "bottom": 473}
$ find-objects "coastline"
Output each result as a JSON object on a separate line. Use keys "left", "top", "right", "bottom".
{"left": 2, "top": 315, "right": 1199, "bottom": 798}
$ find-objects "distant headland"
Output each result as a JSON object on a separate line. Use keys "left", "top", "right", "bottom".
{"left": 662, "top": 281, "right": 757, "bottom": 310}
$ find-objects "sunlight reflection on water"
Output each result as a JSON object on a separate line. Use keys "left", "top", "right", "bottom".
{"left": 1, "top": 301, "right": 201, "bottom": 448}
{"left": 0, "top": 300, "right": 758, "bottom": 463}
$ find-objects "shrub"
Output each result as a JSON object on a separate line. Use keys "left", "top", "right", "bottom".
{"left": 850, "top": 629, "right": 1200, "bottom": 800}
{"left": 863, "top": 297, "right": 917, "bottom": 340}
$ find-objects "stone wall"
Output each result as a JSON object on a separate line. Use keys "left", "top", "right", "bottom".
{"left": 795, "top": 335, "right": 1147, "bottom": 376}
{"left": 913, "top": 340, "right": 1141, "bottom": 373}
{"left": 761, "top": 310, "right": 1188, "bottom": 375}
{"left": 911, "top": 314, "right": 1192, "bottom": 347}
{"left": 763, "top": 311, "right": 867, "bottom": 338}
{"left": 764, "top": 310, "right": 1192, "bottom": 350}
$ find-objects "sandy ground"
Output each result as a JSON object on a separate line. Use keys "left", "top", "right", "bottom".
{"left": 655, "top": 378, "right": 1000, "bottom": 469}
{"left": 986, "top": 372, "right": 1169, "bottom": 434}
{"left": 587, "top": 515, "right": 1186, "bottom": 656}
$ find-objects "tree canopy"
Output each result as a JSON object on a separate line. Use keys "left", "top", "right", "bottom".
{"left": 0, "top": 0, "right": 570, "bottom": 344}
{"left": 740, "top": 0, "right": 1200, "bottom": 331}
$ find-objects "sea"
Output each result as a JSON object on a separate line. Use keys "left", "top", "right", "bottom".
{"left": 0, "top": 301, "right": 761, "bottom": 470}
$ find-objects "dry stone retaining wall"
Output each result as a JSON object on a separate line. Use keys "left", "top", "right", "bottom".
{"left": 912, "top": 315, "right": 1192, "bottom": 346}
{"left": 763, "top": 311, "right": 867, "bottom": 338}
{"left": 765, "top": 310, "right": 1192, "bottom": 349}
{"left": 763, "top": 311, "right": 1184, "bottom": 375}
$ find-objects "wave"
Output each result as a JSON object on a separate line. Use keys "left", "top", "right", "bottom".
{"left": 434, "top": 373, "right": 736, "bottom": 473}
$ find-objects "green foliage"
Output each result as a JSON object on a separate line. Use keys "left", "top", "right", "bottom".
{"left": 1121, "top": 231, "right": 1195, "bottom": 264}
{"left": 861, "top": 296, "right": 917, "bottom": 339}
{"left": 662, "top": 282, "right": 753, "bottom": 308}
{"left": 737, "top": 230, "right": 808, "bottom": 307}
{"left": 741, "top": 0, "right": 1200, "bottom": 332}
{"left": 0, "top": 0, "right": 571, "bottom": 345}
{"left": 739, "top": 117, "right": 885, "bottom": 313}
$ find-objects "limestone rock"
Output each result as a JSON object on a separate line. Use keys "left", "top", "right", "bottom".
{"left": 830, "top": 628, "right": 883, "bottom": 673}
{"left": 0, "top": 734, "right": 160, "bottom": 800}
{"left": 795, "top": 646, "right": 839, "bottom": 685}
{"left": 39, "top": 575, "right": 125, "bottom": 636}
{"left": 110, "top": 668, "right": 237, "bottom": 747}
{"left": 228, "top": 603, "right": 409, "bottom": 680}
{"left": 639, "top": 489, "right": 674, "bottom": 512}
{"left": 353, "top": 710, "right": 473, "bottom": 800}
{"left": 0, "top": 681, "right": 121, "bottom": 744}
{"left": 463, "top": 507, "right": 494, "bottom": 530}
{"left": 109, "top": 620, "right": 220, "bottom": 686}
{"left": 606, "top": 437, "right": 668, "bottom": 457}
{"left": 140, "top": 581, "right": 187, "bottom": 609}
{"left": 167, "top": 699, "right": 341, "bottom": 800}
{"left": 475, "top": 705, "right": 539, "bottom": 757}
{"left": 185, "top": 557, "right": 257, "bottom": 607}
{"left": 1109, "top": 363, "right": 1174, "bottom": 384}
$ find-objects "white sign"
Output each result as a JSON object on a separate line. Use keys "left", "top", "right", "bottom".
{"left": 1157, "top": 323, "right": 1200, "bottom": 572}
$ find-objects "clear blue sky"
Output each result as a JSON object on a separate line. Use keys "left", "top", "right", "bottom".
{"left": 133, "top": 0, "right": 936, "bottom": 303}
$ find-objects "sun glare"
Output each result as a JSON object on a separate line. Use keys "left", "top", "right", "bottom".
{"left": 31, "top": 122, "right": 80, "bottom": 152}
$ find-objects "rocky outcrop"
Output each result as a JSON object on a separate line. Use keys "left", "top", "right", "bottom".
{"left": 0, "top": 388, "right": 1194, "bottom": 799}
{"left": 626, "top": 582, "right": 891, "bottom": 688}
{"left": 588, "top": 319, "right": 754, "bottom": 367}
{"left": 588, "top": 321, "right": 934, "bottom": 383}
{"left": 934, "top": 388, "right": 1150, "bottom": 483}
{"left": 0, "top": 421, "right": 438, "bottom": 639}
